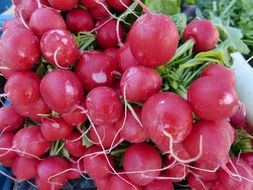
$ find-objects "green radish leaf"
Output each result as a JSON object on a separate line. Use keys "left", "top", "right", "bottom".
{"left": 145, "top": 0, "right": 181, "bottom": 15}
{"left": 82, "top": 134, "right": 93, "bottom": 148}
{"left": 170, "top": 13, "right": 187, "bottom": 37}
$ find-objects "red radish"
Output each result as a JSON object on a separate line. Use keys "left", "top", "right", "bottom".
{"left": 86, "top": 86, "right": 123, "bottom": 125}
{"left": 115, "top": 107, "right": 148, "bottom": 143}
{"left": 37, "top": 156, "right": 69, "bottom": 188}
{"left": 40, "top": 29, "right": 79, "bottom": 67}
{"left": 182, "top": 120, "right": 234, "bottom": 169}
{"left": 191, "top": 161, "right": 219, "bottom": 181}
{"left": 128, "top": 13, "right": 178, "bottom": 67}
{"left": 12, "top": 126, "right": 52, "bottom": 158}
{"left": 0, "top": 105, "right": 24, "bottom": 132}
{"left": 0, "top": 133, "right": 16, "bottom": 161}
{"left": 29, "top": 8, "right": 66, "bottom": 38}
{"left": 89, "top": 123, "right": 120, "bottom": 148}
{"left": 240, "top": 152, "right": 253, "bottom": 168}
{"left": 96, "top": 19, "right": 124, "bottom": 49}
{"left": 120, "top": 65, "right": 162, "bottom": 102}
{"left": 13, "top": 97, "right": 51, "bottom": 123}
{"left": 2, "top": 17, "right": 23, "bottom": 31}
{"left": 66, "top": 8, "right": 94, "bottom": 33}
{"left": 201, "top": 64, "right": 236, "bottom": 86}
{"left": 48, "top": 0, "right": 79, "bottom": 10}
{"left": 89, "top": 2, "right": 110, "bottom": 20}
{"left": 106, "top": 0, "right": 132, "bottom": 11}
{"left": 230, "top": 102, "right": 247, "bottom": 129}
{"left": 183, "top": 19, "right": 219, "bottom": 52}
{"left": 40, "top": 70, "right": 83, "bottom": 114}
{"left": 61, "top": 101, "right": 87, "bottom": 126}
{"left": 143, "top": 177, "right": 174, "bottom": 190}
{"left": 116, "top": 43, "right": 139, "bottom": 73}
{"left": 187, "top": 173, "right": 213, "bottom": 190}
{"left": 0, "top": 155, "right": 16, "bottom": 167}
{"left": 188, "top": 76, "right": 239, "bottom": 121}
{"left": 218, "top": 158, "right": 253, "bottom": 190}
{"left": 123, "top": 143, "right": 162, "bottom": 186}
{"left": 211, "top": 180, "right": 227, "bottom": 190}
{"left": 4, "top": 71, "right": 41, "bottom": 105}
{"left": 13, "top": 0, "right": 22, "bottom": 5}
{"left": 81, "top": 0, "right": 105, "bottom": 8}
{"left": 83, "top": 146, "right": 115, "bottom": 179}
{"left": 64, "top": 132, "right": 87, "bottom": 158}
{"left": 40, "top": 118, "right": 73, "bottom": 141}
{"left": 12, "top": 156, "right": 39, "bottom": 180}
{"left": 36, "top": 177, "right": 63, "bottom": 190}
{"left": 104, "top": 48, "right": 118, "bottom": 59}
{"left": 109, "top": 173, "right": 142, "bottom": 190}
{"left": 141, "top": 92, "right": 193, "bottom": 148}
{"left": 0, "top": 61, "right": 15, "bottom": 79}
{"left": 0, "top": 27, "right": 40, "bottom": 70}
{"left": 40, "top": 0, "right": 51, "bottom": 6}
{"left": 95, "top": 177, "right": 110, "bottom": 190}
{"left": 67, "top": 161, "right": 84, "bottom": 179}
{"left": 75, "top": 51, "right": 117, "bottom": 90}
{"left": 15, "top": 0, "right": 38, "bottom": 22}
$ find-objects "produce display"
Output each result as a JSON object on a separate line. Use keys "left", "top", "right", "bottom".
{"left": 0, "top": 0, "right": 253, "bottom": 190}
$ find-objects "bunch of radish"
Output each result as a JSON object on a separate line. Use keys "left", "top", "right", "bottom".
{"left": 0, "top": 0, "right": 253, "bottom": 190}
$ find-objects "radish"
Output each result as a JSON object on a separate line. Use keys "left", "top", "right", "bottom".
{"left": 123, "top": 143, "right": 162, "bottom": 186}
{"left": 115, "top": 107, "right": 148, "bottom": 143}
{"left": 89, "top": 123, "right": 120, "bottom": 148}
{"left": 109, "top": 173, "right": 142, "bottom": 190}
{"left": 183, "top": 19, "right": 219, "bottom": 52}
{"left": 12, "top": 156, "right": 39, "bottom": 180}
{"left": 40, "top": 29, "right": 79, "bottom": 67}
{"left": 143, "top": 177, "right": 174, "bottom": 190}
{"left": 86, "top": 86, "right": 123, "bottom": 125}
{"left": 120, "top": 65, "right": 162, "bottom": 102}
{"left": 116, "top": 43, "right": 139, "bottom": 73}
{"left": 182, "top": 120, "right": 234, "bottom": 169}
{"left": 96, "top": 19, "right": 124, "bottom": 49}
{"left": 37, "top": 156, "right": 69, "bottom": 189}
{"left": 128, "top": 13, "right": 178, "bottom": 67}
{"left": 0, "top": 105, "right": 24, "bottom": 132}
{"left": 104, "top": 48, "right": 118, "bottom": 59}
{"left": 0, "top": 60, "right": 15, "bottom": 79}
{"left": 67, "top": 161, "right": 84, "bottom": 179}
{"left": 230, "top": 101, "right": 247, "bottom": 129}
{"left": 89, "top": 2, "right": 110, "bottom": 20}
{"left": 64, "top": 132, "right": 87, "bottom": 158}
{"left": 75, "top": 51, "right": 117, "bottom": 90}
{"left": 29, "top": 8, "right": 66, "bottom": 38}
{"left": 106, "top": 0, "right": 132, "bottom": 11}
{"left": 48, "top": 0, "right": 79, "bottom": 11}
{"left": 81, "top": 0, "right": 105, "bottom": 9}
{"left": 218, "top": 158, "right": 253, "bottom": 190}
{"left": 4, "top": 71, "right": 41, "bottom": 105}
{"left": 13, "top": 97, "right": 51, "bottom": 123}
{"left": 40, "top": 118, "right": 73, "bottom": 141}
{"left": 40, "top": 69, "right": 83, "bottom": 114}
{"left": 95, "top": 177, "right": 110, "bottom": 190}
{"left": 2, "top": 17, "right": 23, "bottom": 31}
{"left": 0, "top": 133, "right": 17, "bottom": 162}
{"left": 188, "top": 76, "right": 239, "bottom": 121}
{"left": 191, "top": 161, "right": 219, "bottom": 181}
{"left": 200, "top": 64, "right": 236, "bottom": 86}
{"left": 12, "top": 126, "right": 52, "bottom": 158}
{"left": 83, "top": 146, "right": 115, "bottom": 180}
{"left": 36, "top": 177, "right": 63, "bottom": 190}
{"left": 0, "top": 27, "right": 41, "bottom": 70}
{"left": 141, "top": 92, "right": 193, "bottom": 148}
{"left": 240, "top": 152, "right": 253, "bottom": 168}
{"left": 15, "top": 0, "right": 38, "bottom": 22}
{"left": 66, "top": 8, "right": 94, "bottom": 33}
{"left": 187, "top": 173, "right": 213, "bottom": 190}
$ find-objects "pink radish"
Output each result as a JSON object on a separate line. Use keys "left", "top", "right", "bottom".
{"left": 81, "top": 0, "right": 105, "bottom": 9}
{"left": 40, "top": 29, "right": 79, "bottom": 67}
{"left": 36, "top": 177, "right": 63, "bottom": 190}
{"left": 104, "top": 48, "right": 118, "bottom": 59}
{"left": 0, "top": 27, "right": 40, "bottom": 70}
{"left": 0, "top": 133, "right": 17, "bottom": 162}
{"left": 230, "top": 102, "right": 247, "bottom": 129}
{"left": 66, "top": 8, "right": 94, "bottom": 33}
{"left": 141, "top": 92, "right": 193, "bottom": 148}
{"left": 94, "top": 177, "right": 110, "bottom": 190}
{"left": 89, "top": 2, "right": 110, "bottom": 20}
{"left": 183, "top": 19, "right": 219, "bottom": 52}
{"left": 64, "top": 132, "right": 87, "bottom": 158}
{"left": 128, "top": 13, "right": 178, "bottom": 67}
{"left": 12, "top": 126, "right": 52, "bottom": 158}
{"left": 109, "top": 173, "right": 142, "bottom": 190}
{"left": 0, "top": 105, "right": 24, "bottom": 132}
{"left": 75, "top": 51, "right": 117, "bottom": 90}
{"left": 96, "top": 18, "right": 124, "bottom": 49}
{"left": 29, "top": 8, "right": 66, "bottom": 38}
{"left": 67, "top": 161, "right": 84, "bottom": 179}
{"left": 123, "top": 143, "right": 162, "bottom": 186}
{"left": 143, "top": 177, "right": 174, "bottom": 190}
{"left": 40, "top": 69, "right": 83, "bottom": 114}
{"left": 187, "top": 173, "right": 213, "bottom": 190}
{"left": 191, "top": 161, "right": 219, "bottom": 181}
{"left": 2, "top": 17, "right": 23, "bottom": 31}
{"left": 0, "top": 61, "right": 15, "bottom": 79}
{"left": 116, "top": 43, "right": 139, "bottom": 73}
{"left": 15, "top": 0, "right": 38, "bottom": 22}
{"left": 48, "top": 0, "right": 79, "bottom": 11}
{"left": 12, "top": 156, "right": 39, "bottom": 180}
{"left": 40, "top": 118, "right": 73, "bottom": 141}
{"left": 120, "top": 65, "right": 162, "bottom": 102}
{"left": 86, "top": 86, "right": 123, "bottom": 125}
{"left": 4, "top": 71, "right": 41, "bottom": 105}
{"left": 188, "top": 76, "right": 239, "bottom": 121}
{"left": 106, "top": 0, "right": 132, "bottom": 11}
